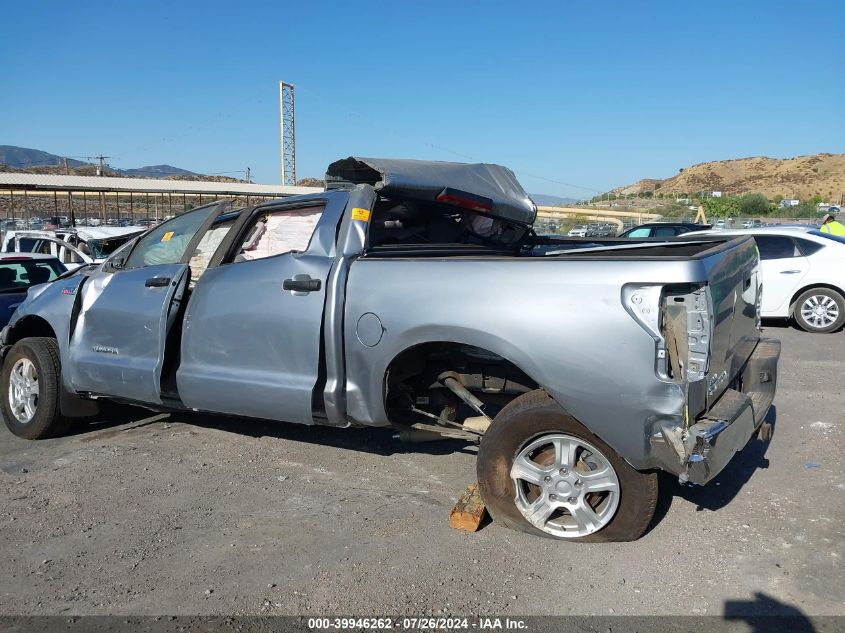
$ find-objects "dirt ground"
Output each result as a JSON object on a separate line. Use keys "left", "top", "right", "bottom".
{"left": 0, "top": 324, "right": 842, "bottom": 617}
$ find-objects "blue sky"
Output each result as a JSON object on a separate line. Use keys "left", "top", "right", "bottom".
{"left": 1, "top": 1, "right": 843, "bottom": 198}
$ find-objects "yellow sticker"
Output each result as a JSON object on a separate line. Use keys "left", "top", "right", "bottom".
{"left": 351, "top": 207, "right": 371, "bottom": 222}
{"left": 161, "top": 231, "right": 174, "bottom": 242}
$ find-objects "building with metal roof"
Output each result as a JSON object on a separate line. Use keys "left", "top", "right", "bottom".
{"left": 0, "top": 172, "right": 323, "bottom": 224}
{"left": 0, "top": 172, "right": 320, "bottom": 196}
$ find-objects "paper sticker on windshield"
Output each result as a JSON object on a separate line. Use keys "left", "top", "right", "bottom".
{"left": 161, "top": 231, "right": 174, "bottom": 242}
{"left": 351, "top": 208, "right": 371, "bottom": 222}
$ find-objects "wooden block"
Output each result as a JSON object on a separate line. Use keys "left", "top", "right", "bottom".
{"left": 449, "top": 483, "right": 487, "bottom": 532}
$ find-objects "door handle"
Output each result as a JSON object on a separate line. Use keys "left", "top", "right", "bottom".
{"left": 283, "top": 276, "right": 321, "bottom": 293}
{"left": 779, "top": 270, "right": 801, "bottom": 274}
{"left": 145, "top": 276, "right": 172, "bottom": 287}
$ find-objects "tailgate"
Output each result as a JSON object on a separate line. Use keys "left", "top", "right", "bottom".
{"left": 703, "top": 237, "right": 760, "bottom": 404}
{"left": 661, "top": 237, "right": 760, "bottom": 409}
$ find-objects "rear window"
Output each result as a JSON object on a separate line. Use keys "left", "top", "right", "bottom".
{"left": 794, "top": 237, "right": 824, "bottom": 256}
{"left": 0, "top": 260, "right": 64, "bottom": 291}
{"left": 808, "top": 229, "right": 845, "bottom": 246}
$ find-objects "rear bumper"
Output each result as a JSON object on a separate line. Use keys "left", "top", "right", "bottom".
{"left": 682, "top": 338, "right": 780, "bottom": 484}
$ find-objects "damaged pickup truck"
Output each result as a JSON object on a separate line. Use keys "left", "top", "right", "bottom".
{"left": 0, "top": 157, "right": 780, "bottom": 542}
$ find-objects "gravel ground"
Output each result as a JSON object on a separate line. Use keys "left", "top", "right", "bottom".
{"left": 0, "top": 324, "right": 842, "bottom": 618}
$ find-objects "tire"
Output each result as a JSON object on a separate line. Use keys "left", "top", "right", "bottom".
{"left": 792, "top": 287, "right": 845, "bottom": 333}
{"left": 1, "top": 337, "right": 73, "bottom": 439}
{"left": 477, "top": 390, "right": 658, "bottom": 542}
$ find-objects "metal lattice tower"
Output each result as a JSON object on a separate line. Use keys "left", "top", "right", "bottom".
{"left": 279, "top": 81, "right": 296, "bottom": 185}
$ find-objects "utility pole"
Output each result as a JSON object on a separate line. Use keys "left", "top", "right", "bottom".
{"left": 62, "top": 157, "right": 70, "bottom": 175}
{"left": 90, "top": 155, "right": 110, "bottom": 176}
{"left": 246, "top": 167, "right": 251, "bottom": 184}
{"left": 279, "top": 81, "right": 296, "bottom": 186}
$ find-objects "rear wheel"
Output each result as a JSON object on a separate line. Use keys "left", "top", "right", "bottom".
{"left": 477, "top": 390, "right": 658, "bottom": 542}
{"left": 1, "top": 338, "right": 72, "bottom": 439}
{"left": 793, "top": 288, "right": 845, "bottom": 333}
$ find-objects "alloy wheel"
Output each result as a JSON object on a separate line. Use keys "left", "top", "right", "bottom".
{"left": 510, "top": 433, "right": 620, "bottom": 538}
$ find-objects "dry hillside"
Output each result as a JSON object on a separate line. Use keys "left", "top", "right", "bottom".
{"left": 615, "top": 153, "right": 845, "bottom": 200}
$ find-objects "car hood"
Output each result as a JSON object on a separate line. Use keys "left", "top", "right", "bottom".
{"left": 325, "top": 156, "right": 537, "bottom": 226}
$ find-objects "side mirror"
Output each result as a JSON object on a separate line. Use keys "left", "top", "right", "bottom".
{"left": 104, "top": 257, "right": 125, "bottom": 273}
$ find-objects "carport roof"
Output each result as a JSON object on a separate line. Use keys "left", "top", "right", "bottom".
{"left": 0, "top": 172, "right": 322, "bottom": 197}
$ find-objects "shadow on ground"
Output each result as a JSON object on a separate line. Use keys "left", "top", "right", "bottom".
{"left": 724, "top": 591, "right": 818, "bottom": 632}
{"left": 68, "top": 403, "right": 477, "bottom": 457}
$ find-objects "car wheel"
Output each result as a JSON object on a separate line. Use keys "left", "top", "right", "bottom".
{"left": 793, "top": 288, "right": 845, "bottom": 333}
{"left": 1, "top": 337, "right": 72, "bottom": 439}
{"left": 478, "top": 390, "right": 658, "bottom": 542}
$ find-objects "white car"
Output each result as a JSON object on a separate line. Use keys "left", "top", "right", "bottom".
{"left": 1, "top": 226, "right": 146, "bottom": 269}
{"left": 697, "top": 226, "right": 845, "bottom": 332}
{"left": 567, "top": 225, "right": 589, "bottom": 237}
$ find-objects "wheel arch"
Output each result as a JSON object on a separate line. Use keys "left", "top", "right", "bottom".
{"left": 383, "top": 340, "right": 543, "bottom": 390}
{"left": 380, "top": 339, "right": 543, "bottom": 425}
{"left": 5, "top": 315, "right": 58, "bottom": 345}
{"left": 2, "top": 317, "right": 98, "bottom": 418}
{"left": 788, "top": 283, "right": 845, "bottom": 314}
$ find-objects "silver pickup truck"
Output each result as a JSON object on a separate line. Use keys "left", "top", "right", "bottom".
{"left": 0, "top": 157, "right": 780, "bottom": 542}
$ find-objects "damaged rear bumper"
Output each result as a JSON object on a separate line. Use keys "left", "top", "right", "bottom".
{"left": 650, "top": 338, "right": 781, "bottom": 485}
{"left": 682, "top": 338, "right": 780, "bottom": 484}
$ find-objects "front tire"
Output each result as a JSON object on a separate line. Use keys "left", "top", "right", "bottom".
{"left": 793, "top": 288, "right": 845, "bottom": 333}
{"left": 477, "top": 390, "right": 658, "bottom": 542}
{"left": 1, "top": 337, "right": 72, "bottom": 439}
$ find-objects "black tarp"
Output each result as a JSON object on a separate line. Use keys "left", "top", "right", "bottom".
{"left": 325, "top": 157, "right": 537, "bottom": 226}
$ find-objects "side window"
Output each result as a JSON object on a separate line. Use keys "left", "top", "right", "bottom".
{"left": 60, "top": 246, "right": 86, "bottom": 265}
{"left": 626, "top": 227, "right": 652, "bottom": 238}
{"left": 653, "top": 227, "right": 677, "bottom": 237}
{"left": 794, "top": 238, "right": 823, "bottom": 257}
{"left": 188, "top": 217, "right": 237, "bottom": 282}
{"left": 755, "top": 236, "right": 800, "bottom": 260}
{"left": 124, "top": 206, "right": 219, "bottom": 269}
{"left": 235, "top": 205, "right": 324, "bottom": 262}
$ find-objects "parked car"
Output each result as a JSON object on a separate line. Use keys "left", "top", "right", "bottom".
{"left": 618, "top": 222, "right": 711, "bottom": 238}
{"left": 567, "top": 225, "right": 589, "bottom": 237}
{"left": 0, "top": 157, "right": 779, "bottom": 542}
{"left": 0, "top": 254, "right": 67, "bottom": 328}
{"left": 696, "top": 226, "right": 845, "bottom": 332}
{"left": 2, "top": 226, "right": 147, "bottom": 266}
{"left": 1, "top": 231, "right": 92, "bottom": 270}
{"left": 741, "top": 219, "right": 763, "bottom": 229}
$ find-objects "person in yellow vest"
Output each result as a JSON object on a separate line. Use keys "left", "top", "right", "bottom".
{"left": 820, "top": 213, "right": 845, "bottom": 236}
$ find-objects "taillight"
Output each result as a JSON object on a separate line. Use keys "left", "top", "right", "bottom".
{"left": 435, "top": 188, "right": 493, "bottom": 213}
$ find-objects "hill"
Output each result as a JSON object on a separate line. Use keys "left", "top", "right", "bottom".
{"left": 0, "top": 145, "right": 87, "bottom": 169}
{"left": 530, "top": 193, "right": 579, "bottom": 206}
{"left": 614, "top": 153, "right": 845, "bottom": 201}
{"left": 0, "top": 145, "right": 207, "bottom": 181}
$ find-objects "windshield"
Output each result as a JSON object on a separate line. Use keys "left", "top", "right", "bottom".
{"left": 0, "top": 259, "right": 65, "bottom": 292}
{"left": 808, "top": 229, "right": 845, "bottom": 246}
{"left": 86, "top": 235, "right": 139, "bottom": 260}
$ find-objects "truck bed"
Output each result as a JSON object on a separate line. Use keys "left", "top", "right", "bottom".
{"left": 345, "top": 233, "right": 761, "bottom": 472}
{"left": 361, "top": 235, "right": 742, "bottom": 260}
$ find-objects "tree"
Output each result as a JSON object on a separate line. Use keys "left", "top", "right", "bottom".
{"left": 738, "top": 193, "right": 771, "bottom": 216}
{"left": 773, "top": 194, "right": 784, "bottom": 204}
{"left": 703, "top": 196, "right": 740, "bottom": 219}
